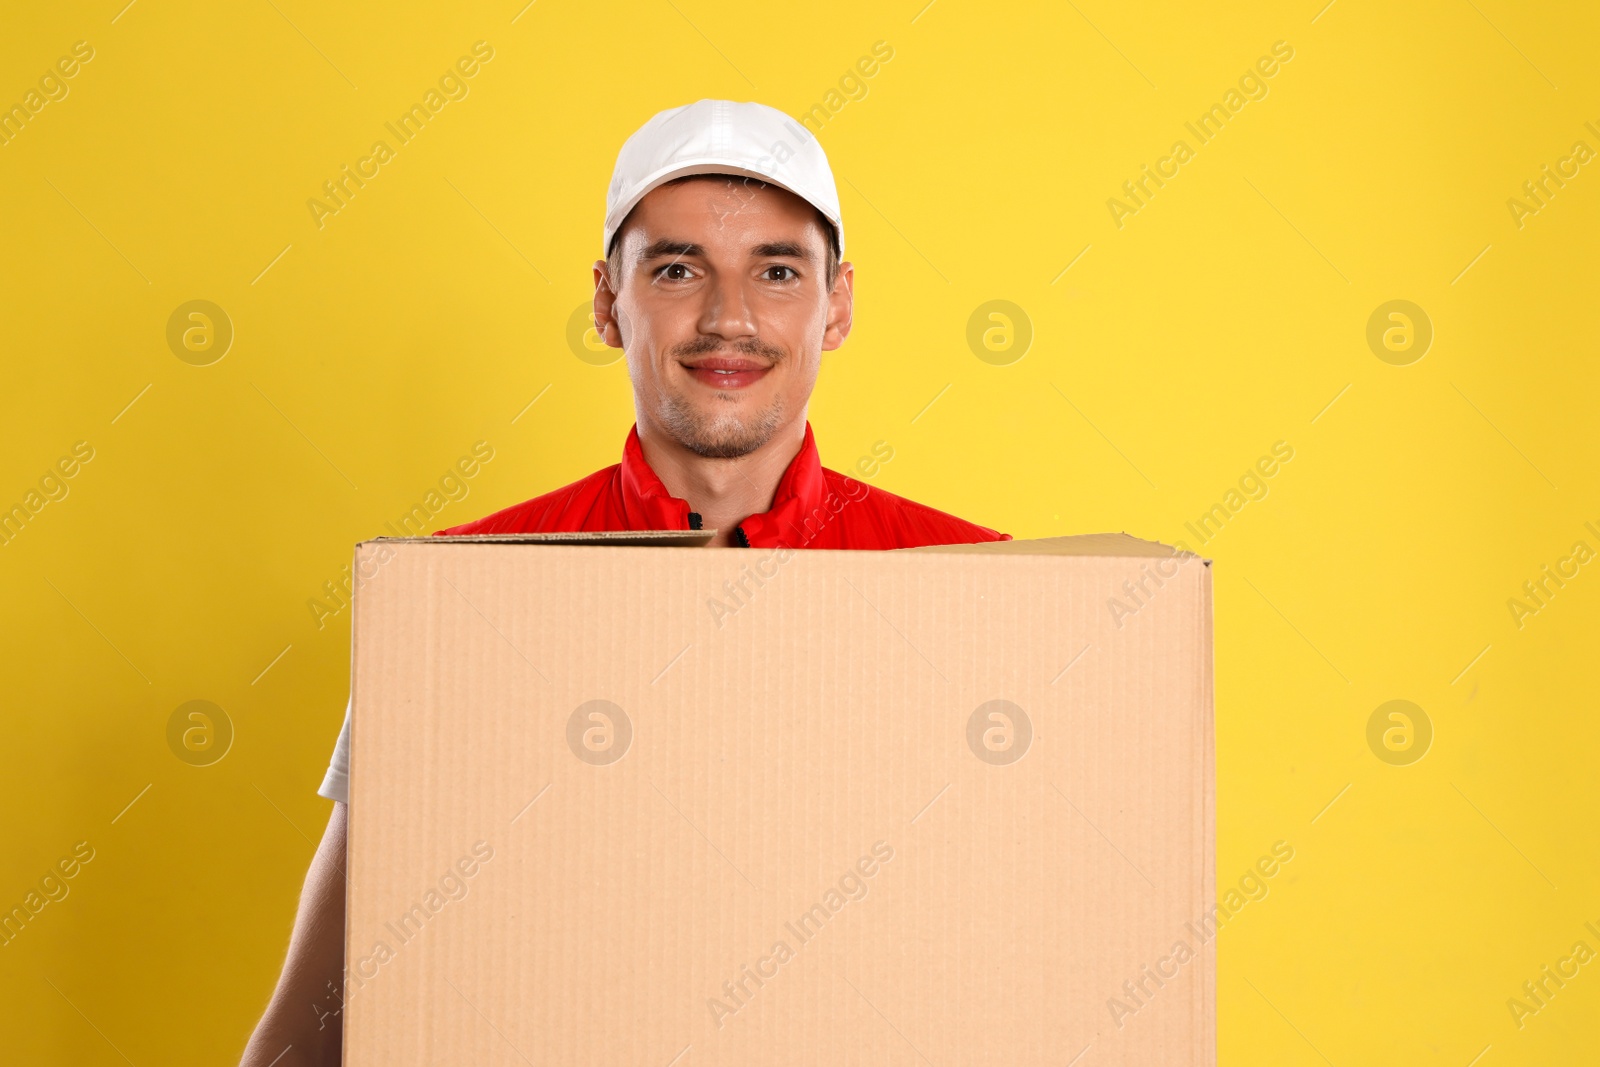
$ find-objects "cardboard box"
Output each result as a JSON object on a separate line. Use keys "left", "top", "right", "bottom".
{"left": 344, "top": 532, "right": 1214, "bottom": 1065}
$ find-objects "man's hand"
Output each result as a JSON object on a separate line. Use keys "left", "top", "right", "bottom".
{"left": 240, "top": 801, "right": 347, "bottom": 1066}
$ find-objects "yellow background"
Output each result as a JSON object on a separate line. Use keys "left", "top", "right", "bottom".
{"left": 3, "top": 0, "right": 1596, "bottom": 1062}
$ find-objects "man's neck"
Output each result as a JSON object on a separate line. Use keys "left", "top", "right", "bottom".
{"left": 636, "top": 418, "right": 807, "bottom": 547}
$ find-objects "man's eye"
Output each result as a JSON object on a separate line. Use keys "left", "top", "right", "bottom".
{"left": 656, "top": 263, "right": 692, "bottom": 281}
{"left": 765, "top": 266, "right": 797, "bottom": 282}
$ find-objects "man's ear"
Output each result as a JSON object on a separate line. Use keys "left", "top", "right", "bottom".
{"left": 591, "top": 259, "right": 625, "bottom": 348}
{"left": 821, "top": 261, "right": 855, "bottom": 352}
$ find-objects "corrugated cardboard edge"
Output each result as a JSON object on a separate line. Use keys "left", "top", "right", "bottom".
{"left": 1199, "top": 556, "right": 1217, "bottom": 1063}
{"left": 904, "top": 530, "right": 1213, "bottom": 563}
{"left": 343, "top": 543, "right": 371, "bottom": 1067}
{"left": 363, "top": 529, "right": 1209, "bottom": 560}
{"left": 369, "top": 530, "right": 717, "bottom": 547}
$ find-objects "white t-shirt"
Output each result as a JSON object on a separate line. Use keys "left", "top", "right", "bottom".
{"left": 318, "top": 698, "right": 352, "bottom": 805}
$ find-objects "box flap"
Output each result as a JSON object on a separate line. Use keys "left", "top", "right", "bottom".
{"left": 904, "top": 531, "right": 1205, "bottom": 561}
{"left": 363, "top": 531, "right": 1199, "bottom": 558}
{"left": 365, "top": 529, "right": 716, "bottom": 547}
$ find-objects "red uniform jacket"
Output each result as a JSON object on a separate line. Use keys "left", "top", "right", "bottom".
{"left": 439, "top": 422, "right": 1010, "bottom": 550}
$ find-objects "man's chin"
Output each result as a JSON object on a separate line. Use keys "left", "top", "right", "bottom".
{"left": 658, "top": 397, "right": 783, "bottom": 459}
{"left": 681, "top": 436, "right": 764, "bottom": 460}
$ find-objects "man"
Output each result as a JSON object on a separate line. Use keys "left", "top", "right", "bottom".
{"left": 241, "top": 98, "right": 1007, "bottom": 1065}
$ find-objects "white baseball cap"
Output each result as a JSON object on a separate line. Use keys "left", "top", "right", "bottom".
{"left": 603, "top": 99, "right": 845, "bottom": 259}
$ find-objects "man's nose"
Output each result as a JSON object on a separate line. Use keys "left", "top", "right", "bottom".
{"left": 697, "top": 270, "right": 758, "bottom": 341}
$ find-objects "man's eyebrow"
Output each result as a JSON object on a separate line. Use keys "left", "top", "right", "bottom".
{"left": 638, "top": 238, "right": 703, "bottom": 261}
{"left": 636, "top": 237, "right": 817, "bottom": 263}
{"left": 751, "top": 240, "right": 814, "bottom": 261}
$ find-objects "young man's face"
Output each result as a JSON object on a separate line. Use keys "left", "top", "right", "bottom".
{"left": 593, "top": 176, "right": 853, "bottom": 459}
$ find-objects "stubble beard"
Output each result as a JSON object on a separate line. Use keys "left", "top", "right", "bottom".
{"left": 655, "top": 338, "right": 788, "bottom": 459}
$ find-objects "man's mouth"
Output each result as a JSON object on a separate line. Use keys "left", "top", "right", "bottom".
{"left": 681, "top": 356, "right": 772, "bottom": 390}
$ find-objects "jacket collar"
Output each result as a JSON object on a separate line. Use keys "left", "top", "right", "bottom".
{"left": 618, "top": 422, "right": 829, "bottom": 546}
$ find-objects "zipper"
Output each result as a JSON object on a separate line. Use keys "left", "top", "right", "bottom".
{"left": 688, "top": 511, "right": 747, "bottom": 546}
